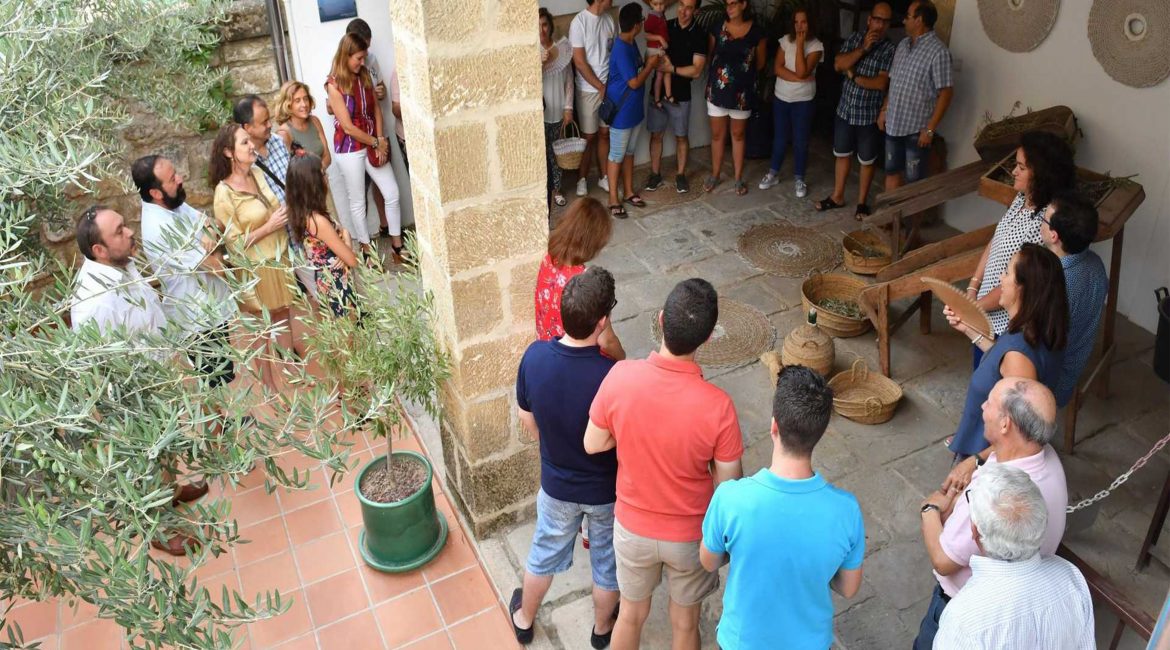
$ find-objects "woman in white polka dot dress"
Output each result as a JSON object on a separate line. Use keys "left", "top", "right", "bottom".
{"left": 965, "top": 131, "right": 1075, "bottom": 367}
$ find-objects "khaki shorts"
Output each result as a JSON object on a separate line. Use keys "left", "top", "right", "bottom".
{"left": 613, "top": 518, "right": 718, "bottom": 605}
{"left": 576, "top": 88, "right": 607, "bottom": 135}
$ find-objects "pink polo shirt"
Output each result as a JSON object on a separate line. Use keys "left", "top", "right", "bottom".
{"left": 589, "top": 352, "right": 744, "bottom": 542}
{"left": 936, "top": 444, "right": 1068, "bottom": 597}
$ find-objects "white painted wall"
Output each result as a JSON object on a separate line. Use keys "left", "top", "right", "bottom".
{"left": 943, "top": 1, "right": 1170, "bottom": 333}
{"left": 540, "top": 0, "right": 713, "bottom": 164}
{"left": 281, "top": 0, "right": 414, "bottom": 230}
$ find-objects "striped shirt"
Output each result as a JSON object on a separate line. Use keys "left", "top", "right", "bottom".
{"left": 326, "top": 74, "right": 377, "bottom": 155}
{"left": 835, "top": 31, "right": 896, "bottom": 126}
{"left": 885, "top": 30, "right": 952, "bottom": 137}
{"left": 1056, "top": 250, "right": 1108, "bottom": 406}
{"left": 934, "top": 554, "right": 1094, "bottom": 650}
{"left": 254, "top": 134, "right": 291, "bottom": 203}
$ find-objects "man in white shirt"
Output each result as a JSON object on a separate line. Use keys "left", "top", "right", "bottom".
{"left": 570, "top": 0, "right": 616, "bottom": 197}
{"left": 132, "top": 155, "right": 237, "bottom": 389}
{"left": 934, "top": 462, "right": 1094, "bottom": 649}
{"left": 71, "top": 204, "right": 209, "bottom": 556}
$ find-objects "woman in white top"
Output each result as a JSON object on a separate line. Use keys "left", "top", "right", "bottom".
{"left": 759, "top": 9, "right": 823, "bottom": 198}
{"left": 539, "top": 8, "right": 574, "bottom": 209}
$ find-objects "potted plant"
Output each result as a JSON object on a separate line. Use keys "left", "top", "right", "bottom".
{"left": 311, "top": 238, "right": 452, "bottom": 572}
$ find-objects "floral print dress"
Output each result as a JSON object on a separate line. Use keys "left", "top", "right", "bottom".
{"left": 706, "top": 18, "right": 766, "bottom": 111}
{"left": 303, "top": 233, "right": 355, "bottom": 317}
{"left": 534, "top": 253, "right": 585, "bottom": 341}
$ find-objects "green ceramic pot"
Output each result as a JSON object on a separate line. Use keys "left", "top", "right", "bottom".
{"left": 354, "top": 450, "right": 448, "bottom": 573}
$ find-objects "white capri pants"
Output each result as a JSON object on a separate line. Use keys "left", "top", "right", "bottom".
{"left": 333, "top": 149, "right": 401, "bottom": 245}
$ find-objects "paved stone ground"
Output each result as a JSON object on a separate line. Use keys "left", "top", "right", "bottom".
{"left": 465, "top": 145, "right": 1170, "bottom": 649}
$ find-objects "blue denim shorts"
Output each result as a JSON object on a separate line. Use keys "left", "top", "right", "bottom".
{"left": 608, "top": 124, "right": 644, "bottom": 163}
{"left": 525, "top": 489, "right": 619, "bottom": 591}
{"left": 884, "top": 133, "right": 930, "bottom": 182}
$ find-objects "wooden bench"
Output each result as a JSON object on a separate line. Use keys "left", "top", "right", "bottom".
{"left": 1058, "top": 544, "right": 1156, "bottom": 649}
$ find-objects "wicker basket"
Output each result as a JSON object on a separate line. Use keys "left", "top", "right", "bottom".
{"left": 553, "top": 122, "right": 586, "bottom": 170}
{"left": 800, "top": 273, "right": 871, "bottom": 338}
{"left": 828, "top": 358, "right": 904, "bottom": 424}
{"left": 781, "top": 310, "right": 834, "bottom": 377}
{"left": 842, "top": 230, "right": 892, "bottom": 275}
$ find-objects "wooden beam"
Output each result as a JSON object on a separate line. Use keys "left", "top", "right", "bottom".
{"left": 1057, "top": 544, "right": 1155, "bottom": 645}
{"left": 876, "top": 224, "right": 996, "bottom": 282}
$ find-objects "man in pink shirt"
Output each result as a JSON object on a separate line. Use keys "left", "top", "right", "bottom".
{"left": 912, "top": 377, "right": 1068, "bottom": 649}
{"left": 585, "top": 278, "right": 744, "bottom": 650}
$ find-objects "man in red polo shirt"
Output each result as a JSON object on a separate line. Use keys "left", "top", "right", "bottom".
{"left": 584, "top": 278, "right": 744, "bottom": 650}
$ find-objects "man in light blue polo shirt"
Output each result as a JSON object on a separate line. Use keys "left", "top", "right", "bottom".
{"left": 700, "top": 365, "right": 865, "bottom": 649}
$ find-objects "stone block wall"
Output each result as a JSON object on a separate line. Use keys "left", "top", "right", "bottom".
{"left": 43, "top": 0, "right": 281, "bottom": 263}
{"left": 390, "top": 0, "right": 547, "bottom": 536}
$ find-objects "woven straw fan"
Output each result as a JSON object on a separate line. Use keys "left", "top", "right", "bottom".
{"left": 921, "top": 277, "right": 995, "bottom": 342}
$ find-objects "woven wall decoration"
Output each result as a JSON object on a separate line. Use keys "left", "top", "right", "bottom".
{"left": 1088, "top": 0, "right": 1170, "bottom": 88}
{"left": 977, "top": 0, "right": 1061, "bottom": 53}
{"left": 650, "top": 299, "right": 776, "bottom": 368}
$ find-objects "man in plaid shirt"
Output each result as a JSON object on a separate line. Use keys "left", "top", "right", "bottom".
{"left": 878, "top": 0, "right": 953, "bottom": 191}
{"left": 813, "top": 2, "right": 895, "bottom": 220}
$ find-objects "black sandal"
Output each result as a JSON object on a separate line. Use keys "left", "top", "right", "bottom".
{"left": 855, "top": 203, "right": 871, "bottom": 221}
{"left": 609, "top": 204, "right": 628, "bottom": 219}
{"left": 510, "top": 588, "right": 535, "bottom": 645}
{"left": 625, "top": 194, "right": 647, "bottom": 208}
{"left": 814, "top": 196, "right": 845, "bottom": 212}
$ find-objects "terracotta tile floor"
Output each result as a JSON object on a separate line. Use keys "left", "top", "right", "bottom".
{"left": 4, "top": 428, "right": 519, "bottom": 650}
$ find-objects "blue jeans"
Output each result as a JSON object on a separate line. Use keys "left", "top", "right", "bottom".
{"left": 770, "top": 97, "right": 815, "bottom": 177}
{"left": 913, "top": 584, "right": 950, "bottom": 650}
{"left": 884, "top": 134, "right": 930, "bottom": 183}
{"left": 526, "top": 489, "right": 619, "bottom": 591}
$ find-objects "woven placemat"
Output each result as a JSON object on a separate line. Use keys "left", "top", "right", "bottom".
{"left": 650, "top": 298, "right": 777, "bottom": 368}
{"left": 1089, "top": 0, "right": 1170, "bottom": 88}
{"left": 737, "top": 221, "right": 842, "bottom": 277}
{"left": 977, "top": 0, "right": 1061, "bottom": 53}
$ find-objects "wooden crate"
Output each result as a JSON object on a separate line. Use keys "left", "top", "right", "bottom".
{"left": 974, "top": 105, "right": 1079, "bottom": 162}
{"left": 977, "top": 152, "right": 1017, "bottom": 206}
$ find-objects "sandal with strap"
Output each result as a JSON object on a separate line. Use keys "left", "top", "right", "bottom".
{"left": 609, "top": 204, "right": 628, "bottom": 219}
{"left": 734, "top": 180, "right": 748, "bottom": 196}
{"left": 702, "top": 175, "right": 720, "bottom": 193}
{"left": 625, "top": 194, "right": 647, "bottom": 208}
{"left": 855, "top": 203, "right": 871, "bottom": 221}
{"left": 814, "top": 196, "right": 846, "bottom": 212}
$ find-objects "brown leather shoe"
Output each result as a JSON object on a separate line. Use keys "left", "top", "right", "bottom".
{"left": 172, "top": 481, "right": 209, "bottom": 506}
{"left": 151, "top": 533, "right": 200, "bottom": 556}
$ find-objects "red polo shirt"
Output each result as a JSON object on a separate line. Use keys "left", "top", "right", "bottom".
{"left": 589, "top": 352, "right": 744, "bottom": 542}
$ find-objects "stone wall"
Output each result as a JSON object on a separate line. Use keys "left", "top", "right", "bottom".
{"left": 44, "top": 0, "right": 281, "bottom": 264}
{"left": 390, "top": 0, "right": 547, "bottom": 536}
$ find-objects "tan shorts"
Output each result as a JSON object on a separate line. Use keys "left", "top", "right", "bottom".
{"left": 576, "top": 88, "right": 607, "bottom": 134}
{"left": 613, "top": 518, "right": 718, "bottom": 605}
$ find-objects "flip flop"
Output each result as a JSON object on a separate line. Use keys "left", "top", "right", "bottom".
{"left": 703, "top": 176, "right": 720, "bottom": 193}
{"left": 855, "top": 203, "right": 871, "bottom": 221}
{"left": 815, "top": 196, "right": 845, "bottom": 212}
{"left": 625, "top": 194, "right": 647, "bottom": 208}
{"left": 609, "top": 204, "right": 628, "bottom": 219}
{"left": 553, "top": 193, "right": 567, "bottom": 207}
{"left": 734, "top": 180, "right": 748, "bottom": 196}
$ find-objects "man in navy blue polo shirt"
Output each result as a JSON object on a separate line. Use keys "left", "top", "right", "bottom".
{"left": 510, "top": 267, "right": 621, "bottom": 648}
{"left": 701, "top": 365, "right": 865, "bottom": 649}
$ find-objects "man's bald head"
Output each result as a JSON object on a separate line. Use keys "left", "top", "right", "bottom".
{"left": 991, "top": 378, "right": 1057, "bottom": 445}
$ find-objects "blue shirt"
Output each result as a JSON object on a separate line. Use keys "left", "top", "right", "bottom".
{"left": 702, "top": 469, "right": 865, "bottom": 650}
{"left": 516, "top": 339, "right": 617, "bottom": 505}
{"left": 1057, "top": 250, "right": 1108, "bottom": 406}
{"left": 835, "top": 31, "right": 896, "bottom": 126}
{"left": 950, "top": 331, "right": 1064, "bottom": 456}
{"left": 886, "top": 31, "right": 952, "bottom": 137}
{"left": 606, "top": 37, "right": 645, "bottom": 130}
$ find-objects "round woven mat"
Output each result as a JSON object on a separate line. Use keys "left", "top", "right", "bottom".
{"left": 977, "top": 0, "right": 1060, "bottom": 52}
{"left": 650, "top": 298, "right": 776, "bottom": 368}
{"left": 1089, "top": 0, "right": 1170, "bottom": 88}
{"left": 737, "top": 222, "right": 842, "bottom": 277}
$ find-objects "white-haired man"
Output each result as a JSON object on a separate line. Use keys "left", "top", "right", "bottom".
{"left": 934, "top": 462, "right": 1094, "bottom": 648}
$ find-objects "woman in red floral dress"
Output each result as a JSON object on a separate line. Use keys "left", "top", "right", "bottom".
{"left": 534, "top": 197, "right": 626, "bottom": 359}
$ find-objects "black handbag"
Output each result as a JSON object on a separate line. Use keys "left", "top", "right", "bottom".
{"left": 599, "top": 86, "right": 633, "bottom": 125}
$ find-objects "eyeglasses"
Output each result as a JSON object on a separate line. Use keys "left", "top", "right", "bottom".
{"left": 964, "top": 488, "right": 972, "bottom": 505}
{"left": 609, "top": 297, "right": 619, "bottom": 313}
{"left": 869, "top": 15, "right": 891, "bottom": 23}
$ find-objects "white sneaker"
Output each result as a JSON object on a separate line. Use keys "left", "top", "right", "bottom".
{"left": 576, "top": 178, "right": 588, "bottom": 196}
{"left": 759, "top": 171, "right": 780, "bottom": 190}
{"left": 795, "top": 179, "right": 808, "bottom": 198}
{"left": 598, "top": 175, "right": 610, "bottom": 192}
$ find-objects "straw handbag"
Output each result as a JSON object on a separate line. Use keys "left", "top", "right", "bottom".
{"left": 553, "top": 122, "right": 586, "bottom": 171}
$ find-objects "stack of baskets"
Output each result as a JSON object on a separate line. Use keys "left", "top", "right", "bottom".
{"left": 800, "top": 273, "right": 871, "bottom": 338}
{"left": 553, "top": 122, "right": 586, "bottom": 170}
{"left": 842, "top": 230, "right": 892, "bottom": 275}
{"left": 828, "top": 359, "right": 904, "bottom": 424}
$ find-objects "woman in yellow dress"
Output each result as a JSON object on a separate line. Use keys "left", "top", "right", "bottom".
{"left": 209, "top": 122, "right": 298, "bottom": 391}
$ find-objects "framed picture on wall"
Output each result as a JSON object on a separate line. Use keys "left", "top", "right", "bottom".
{"left": 318, "top": 0, "right": 357, "bottom": 23}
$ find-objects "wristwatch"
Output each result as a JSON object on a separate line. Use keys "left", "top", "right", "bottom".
{"left": 921, "top": 503, "right": 941, "bottom": 515}
{"left": 925, "top": 128, "right": 936, "bottom": 137}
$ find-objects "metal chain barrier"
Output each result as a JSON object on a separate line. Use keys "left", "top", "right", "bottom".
{"left": 1067, "top": 431, "right": 1170, "bottom": 513}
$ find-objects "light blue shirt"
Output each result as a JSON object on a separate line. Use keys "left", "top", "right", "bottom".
{"left": 702, "top": 469, "right": 865, "bottom": 650}
{"left": 1056, "top": 249, "right": 1108, "bottom": 406}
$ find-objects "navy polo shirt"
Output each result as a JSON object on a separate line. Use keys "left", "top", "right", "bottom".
{"left": 516, "top": 339, "right": 618, "bottom": 505}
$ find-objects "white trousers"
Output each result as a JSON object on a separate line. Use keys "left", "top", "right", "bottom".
{"left": 333, "top": 149, "right": 401, "bottom": 244}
